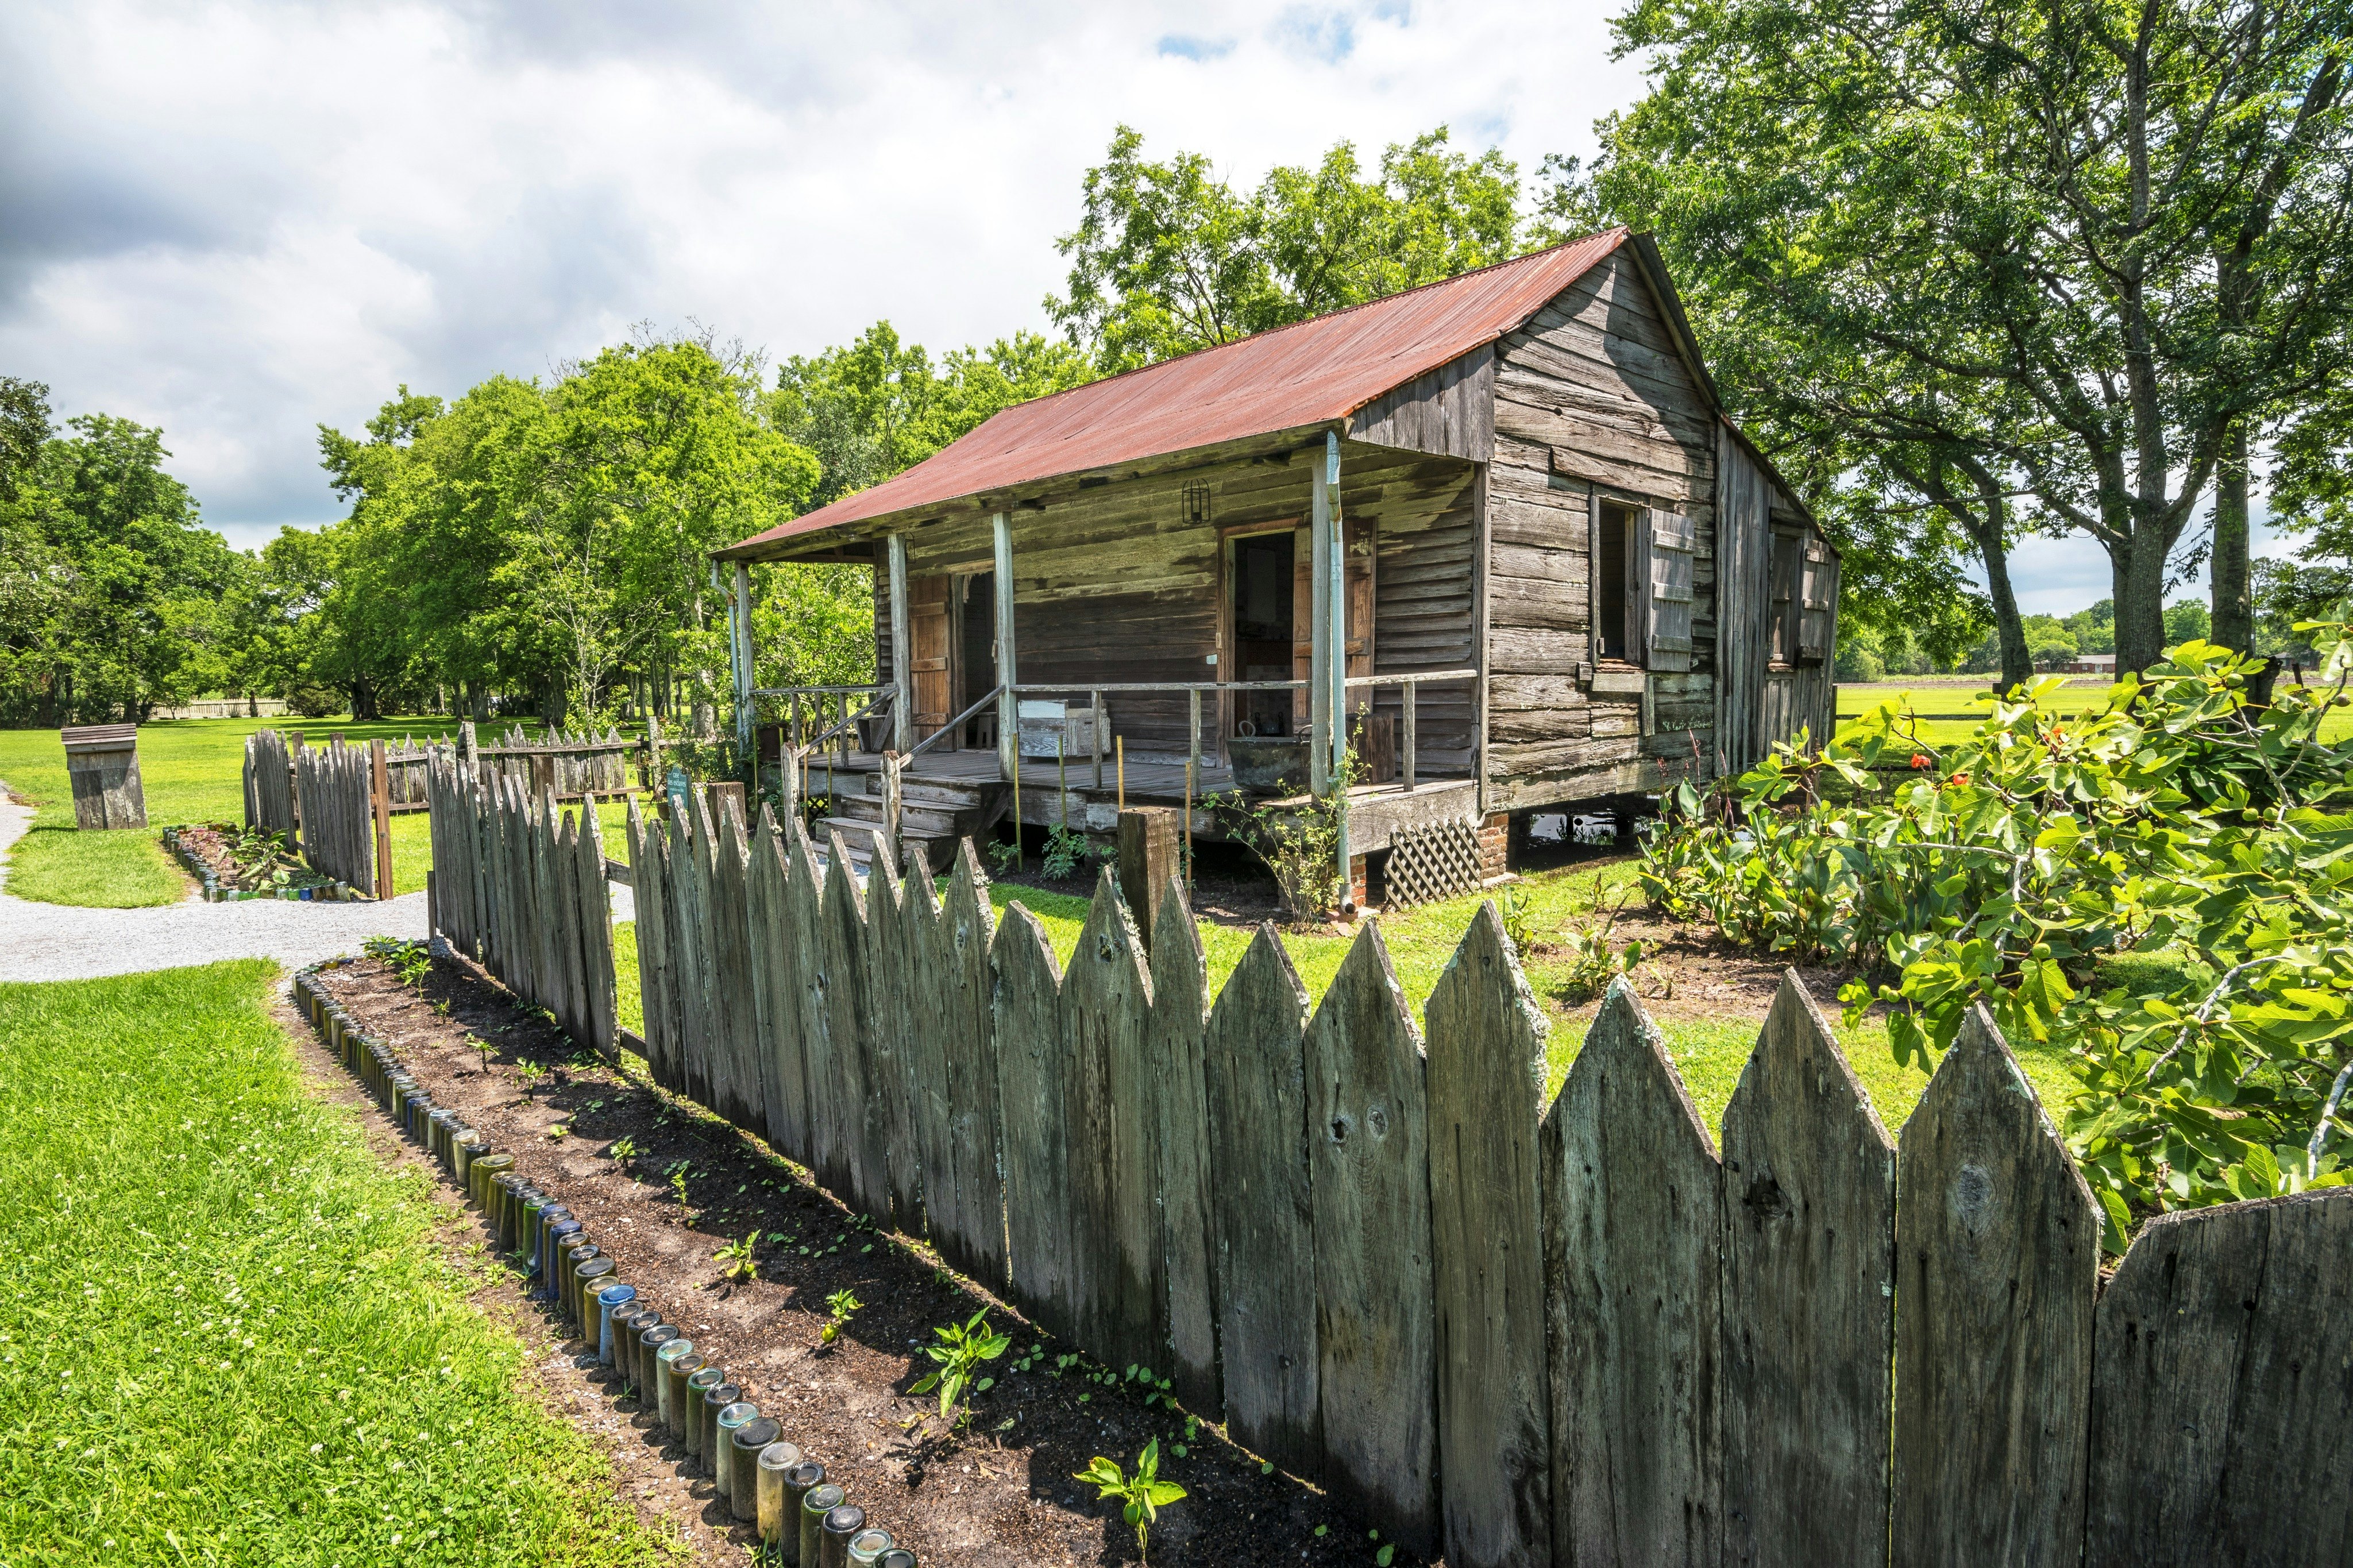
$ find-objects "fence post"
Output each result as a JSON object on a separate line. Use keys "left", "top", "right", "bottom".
{"left": 369, "top": 738, "right": 395, "bottom": 901}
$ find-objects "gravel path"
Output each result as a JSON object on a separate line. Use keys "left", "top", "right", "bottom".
{"left": 0, "top": 793, "right": 433, "bottom": 983}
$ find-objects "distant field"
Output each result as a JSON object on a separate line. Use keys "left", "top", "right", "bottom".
{"left": 1835, "top": 678, "right": 2353, "bottom": 746}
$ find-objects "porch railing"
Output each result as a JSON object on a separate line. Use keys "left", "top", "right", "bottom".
{"left": 1010, "top": 666, "right": 1477, "bottom": 794}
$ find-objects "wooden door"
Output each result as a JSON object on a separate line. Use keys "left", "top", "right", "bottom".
{"left": 909, "top": 573, "right": 953, "bottom": 744}
{"left": 1345, "top": 516, "right": 1376, "bottom": 713}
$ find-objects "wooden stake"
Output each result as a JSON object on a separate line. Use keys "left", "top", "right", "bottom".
{"left": 369, "top": 737, "right": 395, "bottom": 901}
{"left": 1117, "top": 736, "right": 1125, "bottom": 814}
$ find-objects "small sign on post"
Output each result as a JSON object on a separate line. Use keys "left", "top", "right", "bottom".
{"left": 60, "top": 723, "right": 146, "bottom": 829}
{"left": 369, "top": 738, "right": 395, "bottom": 901}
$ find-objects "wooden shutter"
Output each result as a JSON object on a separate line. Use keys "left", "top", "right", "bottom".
{"left": 909, "top": 574, "right": 953, "bottom": 742}
{"left": 1797, "top": 535, "right": 1831, "bottom": 664}
{"left": 1293, "top": 524, "right": 1314, "bottom": 729}
{"left": 1646, "top": 510, "right": 1697, "bottom": 674}
{"left": 1345, "top": 515, "right": 1376, "bottom": 713}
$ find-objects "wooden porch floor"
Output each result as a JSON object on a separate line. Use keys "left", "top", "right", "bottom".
{"left": 802, "top": 747, "right": 1480, "bottom": 849}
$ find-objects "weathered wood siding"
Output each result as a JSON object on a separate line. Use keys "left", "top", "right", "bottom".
{"left": 870, "top": 441, "right": 1476, "bottom": 767}
{"left": 1484, "top": 249, "right": 1721, "bottom": 812}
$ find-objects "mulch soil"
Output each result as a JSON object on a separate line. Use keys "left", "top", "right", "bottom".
{"left": 307, "top": 947, "right": 1417, "bottom": 1568}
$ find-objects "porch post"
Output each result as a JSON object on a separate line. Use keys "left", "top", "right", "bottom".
{"left": 993, "top": 512, "right": 1018, "bottom": 782}
{"left": 730, "top": 561, "right": 754, "bottom": 783}
{"left": 1322, "top": 430, "right": 1351, "bottom": 905}
{"left": 1310, "top": 442, "right": 1333, "bottom": 797}
{"left": 887, "top": 532, "right": 913, "bottom": 754}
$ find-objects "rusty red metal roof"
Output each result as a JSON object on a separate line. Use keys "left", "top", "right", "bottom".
{"left": 723, "top": 229, "right": 1633, "bottom": 558}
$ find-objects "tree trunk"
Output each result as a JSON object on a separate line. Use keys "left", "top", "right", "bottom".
{"left": 2211, "top": 420, "right": 2252, "bottom": 651}
{"left": 1982, "top": 527, "right": 2034, "bottom": 690}
{"left": 2113, "top": 539, "right": 2172, "bottom": 673}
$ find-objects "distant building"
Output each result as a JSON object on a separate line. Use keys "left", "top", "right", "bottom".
{"left": 2062, "top": 652, "right": 2117, "bottom": 675}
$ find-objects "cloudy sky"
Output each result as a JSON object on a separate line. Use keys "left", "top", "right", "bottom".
{"left": 3, "top": 0, "right": 2269, "bottom": 613}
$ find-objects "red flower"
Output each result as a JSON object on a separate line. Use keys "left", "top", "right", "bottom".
{"left": 1910, "top": 754, "right": 1930, "bottom": 769}
{"left": 1949, "top": 771, "right": 1971, "bottom": 786}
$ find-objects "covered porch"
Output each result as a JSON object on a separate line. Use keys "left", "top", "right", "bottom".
{"left": 720, "top": 426, "right": 1486, "bottom": 901}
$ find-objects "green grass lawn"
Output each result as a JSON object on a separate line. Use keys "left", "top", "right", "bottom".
{"left": 613, "top": 851, "right": 2079, "bottom": 1148}
{"left": 0, "top": 718, "right": 639, "bottom": 906}
{"left": 0, "top": 960, "right": 676, "bottom": 1566}
{"left": 1836, "top": 678, "right": 2353, "bottom": 747}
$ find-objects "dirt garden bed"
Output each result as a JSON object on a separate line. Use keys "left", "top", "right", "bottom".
{"left": 163, "top": 820, "right": 359, "bottom": 902}
{"left": 310, "top": 946, "right": 1414, "bottom": 1567}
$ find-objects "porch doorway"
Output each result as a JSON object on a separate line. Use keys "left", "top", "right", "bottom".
{"left": 952, "top": 570, "right": 997, "bottom": 750}
{"left": 1228, "top": 530, "right": 1301, "bottom": 739}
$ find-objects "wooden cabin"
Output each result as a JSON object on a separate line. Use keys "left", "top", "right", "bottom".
{"left": 716, "top": 228, "right": 1837, "bottom": 906}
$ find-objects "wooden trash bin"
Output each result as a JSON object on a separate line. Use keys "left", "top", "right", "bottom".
{"left": 60, "top": 723, "right": 147, "bottom": 829}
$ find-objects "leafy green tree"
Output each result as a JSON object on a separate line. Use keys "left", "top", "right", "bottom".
{"left": 0, "top": 409, "right": 243, "bottom": 723}
{"left": 1579, "top": 0, "right": 2352, "bottom": 671}
{"left": 1048, "top": 124, "right": 1521, "bottom": 371}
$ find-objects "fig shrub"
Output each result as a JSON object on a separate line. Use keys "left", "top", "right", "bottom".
{"left": 1641, "top": 628, "right": 2353, "bottom": 1250}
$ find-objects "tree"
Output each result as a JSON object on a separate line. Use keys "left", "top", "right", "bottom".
{"left": 1047, "top": 125, "right": 1521, "bottom": 371}
{"left": 1581, "top": 0, "right": 2352, "bottom": 673}
{"left": 0, "top": 411, "right": 244, "bottom": 723}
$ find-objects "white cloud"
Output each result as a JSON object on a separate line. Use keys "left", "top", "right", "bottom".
{"left": 1, "top": 0, "right": 1644, "bottom": 550}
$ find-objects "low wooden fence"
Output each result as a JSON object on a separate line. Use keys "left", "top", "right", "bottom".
{"left": 292, "top": 736, "right": 388, "bottom": 894}
{"left": 610, "top": 800, "right": 2350, "bottom": 1568}
{"left": 425, "top": 748, "right": 618, "bottom": 1056}
{"left": 244, "top": 728, "right": 298, "bottom": 839}
{"left": 473, "top": 725, "right": 632, "bottom": 800}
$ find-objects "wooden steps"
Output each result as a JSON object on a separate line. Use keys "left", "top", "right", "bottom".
{"left": 823, "top": 773, "right": 1009, "bottom": 874}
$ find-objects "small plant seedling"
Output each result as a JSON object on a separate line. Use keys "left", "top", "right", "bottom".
{"left": 712, "top": 1235, "right": 758, "bottom": 1284}
{"left": 608, "top": 1136, "right": 638, "bottom": 1166}
{"left": 909, "top": 1308, "right": 1012, "bottom": 1422}
{"left": 515, "top": 1060, "right": 548, "bottom": 1101}
{"left": 820, "top": 1289, "right": 862, "bottom": 1345}
{"left": 1075, "top": 1439, "right": 1186, "bottom": 1565}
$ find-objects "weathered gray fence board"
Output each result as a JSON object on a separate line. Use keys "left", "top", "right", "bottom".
{"left": 898, "top": 848, "right": 957, "bottom": 1255}
{"left": 2084, "top": 1187, "right": 2353, "bottom": 1568}
{"left": 1425, "top": 901, "right": 1553, "bottom": 1568}
{"left": 1307, "top": 923, "right": 1437, "bottom": 1556}
{"left": 1061, "top": 871, "right": 1163, "bottom": 1379}
{"left": 819, "top": 831, "right": 886, "bottom": 1219}
{"left": 712, "top": 801, "right": 765, "bottom": 1138}
{"left": 1149, "top": 878, "right": 1221, "bottom": 1417}
{"left": 1892, "top": 1002, "right": 2097, "bottom": 1567}
{"left": 1719, "top": 972, "right": 1896, "bottom": 1568}
{"left": 627, "top": 797, "right": 680, "bottom": 1088}
{"left": 865, "top": 845, "right": 925, "bottom": 1230}
{"left": 675, "top": 800, "right": 719, "bottom": 1113}
{"left": 1541, "top": 978, "right": 1722, "bottom": 1568}
{"left": 1205, "top": 925, "right": 1321, "bottom": 1478}
{"left": 577, "top": 799, "right": 617, "bottom": 1055}
{"left": 936, "top": 844, "right": 1006, "bottom": 1288}
{"left": 745, "top": 812, "right": 804, "bottom": 1166}
{"left": 780, "top": 821, "right": 831, "bottom": 1169}
{"left": 995, "top": 902, "right": 1075, "bottom": 1339}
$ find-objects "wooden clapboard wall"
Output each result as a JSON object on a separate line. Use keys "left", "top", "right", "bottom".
{"left": 611, "top": 837, "right": 2349, "bottom": 1567}
{"left": 424, "top": 748, "right": 617, "bottom": 1056}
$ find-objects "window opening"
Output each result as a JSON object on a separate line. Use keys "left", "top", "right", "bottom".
{"left": 1596, "top": 500, "right": 1636, "bottom": 662}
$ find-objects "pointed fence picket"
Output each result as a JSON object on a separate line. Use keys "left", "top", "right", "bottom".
{"left": 424, "top": 763, "right": 2353, "bottom": 1566}
{"left": 1541, "top": 979, "right": 1723, "bottom": 1568}
{"left": 1205, "top": 926, "right": 1322, "bottom": 1480}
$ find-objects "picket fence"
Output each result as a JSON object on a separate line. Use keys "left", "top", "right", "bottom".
{"left": 289, "top": 737, "right": 382, "bottom": 891}
{"left": 422, "top": 778, "right": 2351, "bottom": 1567}
{"left": 242, "top": 728, "right": 298, "bottom": 839}
{"left": 424, "top": 749, "right": 618, "bottom": 1056}
{"left": 473, "top": 724, "right": 633, "bottom": 800}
